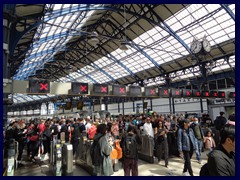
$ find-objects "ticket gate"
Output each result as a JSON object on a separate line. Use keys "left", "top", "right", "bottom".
{"left": 62, "top": 143, "right": 73, "bottom": 176}
{"left": 6, "top": 139, "right": 18, "bottom": 176}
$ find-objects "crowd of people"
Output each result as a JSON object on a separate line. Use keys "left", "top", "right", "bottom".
{"left": 3, "top": 111, "right": 235, "bottom": 176}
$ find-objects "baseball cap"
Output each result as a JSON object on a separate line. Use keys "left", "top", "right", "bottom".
{"left": 183, "top": 119, "right": 190, "bottom": 123}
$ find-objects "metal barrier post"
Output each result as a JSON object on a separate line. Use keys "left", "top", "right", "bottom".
{"left": 6, "top": 139, "right": 15, "bottom": 176}
{"left": 55, "top": 143, "right": 62, "bottom": 176}
{"left": 62, "top": 143, "right": 73, "bottom": 176}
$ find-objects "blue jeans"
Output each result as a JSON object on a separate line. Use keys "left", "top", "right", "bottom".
{"left": 195, "top": 139, "right": 203, "bottom": 161}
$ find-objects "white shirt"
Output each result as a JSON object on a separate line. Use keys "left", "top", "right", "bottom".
{"left": 143, "top": 122, "right": 154, "bottom": 138}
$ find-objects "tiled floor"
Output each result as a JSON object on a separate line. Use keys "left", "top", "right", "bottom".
{"left": 13, "top": 150, "right": 208, "bottom": 176}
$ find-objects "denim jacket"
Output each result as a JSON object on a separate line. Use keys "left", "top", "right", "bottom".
{"left": 177, "top": 128, "right": 197, "bottom": 152}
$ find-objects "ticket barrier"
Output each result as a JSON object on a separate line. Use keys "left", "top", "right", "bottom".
{"left": 138, "top": 135, "right": 154, "bottom": 163}
{"left": 62, "top": 143, "right": 73, "bottom": 176}
{"left": 50, "top": 135, "right": 62, "bottom": 176}
{"left": 6, "top": 139, "right": 19, "bottom": 176}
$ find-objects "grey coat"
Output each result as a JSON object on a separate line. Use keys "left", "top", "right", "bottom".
{"left": 93, "top": 133, "right": 114, "bottom": 176}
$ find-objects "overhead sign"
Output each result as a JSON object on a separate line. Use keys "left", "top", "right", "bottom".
{"left": 112, "top": 85, "right": 127, "bottom": 96}
{"left": 202, "top": 91, "right": 210, "bottom": 98}
{"left": 192, "top": 89, "right": 201, "bottom": 97}
{"left": 229, "top": 92, "right": 235, "bottom": 98}
{"left": 145, "top": 86, "right": 157, "bottom": 96}
{"left": 182, "top": 89, "right": 192, "bottom": 97}
{"left": 71, "top": 82, "right": 88, "bottom": 94}
{"left": 210, "top": 91, "right": 218, "bottom": 98}
{"left": 171, "top": 89, "right": 182, "bottom": 98}
{"left": 218, "top": 91, "right": 225, "bottom": 98}
{"left": 29, "top": 79, "right": 50, "bottom": 94}
{"left": 93, "top": 84, "right": 108, "bottom": 94}
{"left": 129, "top": 86, "right": 141, "bottom": 96}
{"left": 159, "top": 88, "right": 169, "bottom": 97}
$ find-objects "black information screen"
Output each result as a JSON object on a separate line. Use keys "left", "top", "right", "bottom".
{"left": 171, "top": 89, "right": 182, "bottom": 97}
{"left": 29, "top": 79, "right": 50, "bottom": 94}
{"left": 77, "top": 101, "right": 83, "bottom": 110}
{"left": 202, "top": 91, "right": 210, "bottom": 98}
{"left": 129, "top": 86, "right": 141, "bottom": 96}
{"left": 218, "top": 91, "right": 225, "bottom": 98}
{"left": 159, "top": 88, "right": 169, "bottom": 97}
{"left": 65, "top": 102, "right": 72, "bottom": 110}
{"left": 192, "top": 89, "right": 201, "bottom": 97}
{"left": 72, "top": 82, "right": 88, "bottom": 94}
{"left": 145, "top": 86, "right": 157, "bottom": 96}
{"left": 182, "top": 89, "right": 192, "bottom": 97}
{"left": 93, "top": 84, "right": 108, "bottom": 94}
{"left": 113, "top": 85, "right": 127, "bottom": 96}
{"left": 229, "top": 92, "right": 235, "bottom": 98}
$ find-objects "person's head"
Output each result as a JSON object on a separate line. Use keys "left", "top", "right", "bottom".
{"left": 183, "top": 119, "right": 190, "bottom": 129}
{"left": 107, "top": 122, "right": 112, "bottom": 133}
{"left": 193, "top": 117, "right": 199, "bottom": 124}
{"left": 220, "top": 111, "right": 225, "bottom": 116}
{"left": 158, "top": 121, "right": 164, "bottom": 128}
{"left": 96, "top": 124, "right": 108, "bottom": 135}
{"left": 146, "top": 117, "right": 151, "bottom": 123}
{"left": 207, "top": 131, "right": 212, "bottom": 137}
{"left": 220, "top": 124, "right": 235, "bottom": 153}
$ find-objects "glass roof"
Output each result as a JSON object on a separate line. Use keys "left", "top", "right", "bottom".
{"left": 11, "top": 4, "right": 235, "bottom": 104}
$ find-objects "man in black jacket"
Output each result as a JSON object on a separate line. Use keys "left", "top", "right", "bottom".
{"left": 207, "top": 124, "right": 235, "bottom": 176}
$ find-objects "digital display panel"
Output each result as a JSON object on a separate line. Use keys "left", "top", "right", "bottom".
{"left": 171, "top": 89, "right": 182, "bottom": 97}
{"left": 112, "top": 85, "right": 127, "bottom": 96}
{"left": 145, "top": 86, "right": 157, "bottom": 96}
{"left": 129, "top": 86, "right": 141, "bottom": 96}
{"left": 93, "top": 84, "right": 108, "bottom": 94}
{"left": 159, "top": 88, "right": 169, "bottom": 97}
{"left": 77, "top": 101, "right": 83, "bottom": 110}
{"left": 29, "top": 79, "right": 50, "bottom": 94}
{"left": 65, "top": 102, "right": 72, "bottom": 110}
{"left": 192, "top": 89, "right": 201, "bottom": 97}
{"left": 218, "top": 91, "right": 225, "bottom": 98}
{"left": 210, "top": 91, "right": 218, "bottom": 98}
{"left": 72, "top": 82, "right": 88, "bottom": 94}
{"left": 202, "top": 91, "right": 210, "bottom": 98}
{"left": 229, "top": 92, "right": 235, "bottom": 98}
{"left": 182, "top": 89, "right": 192, "bottom": 97}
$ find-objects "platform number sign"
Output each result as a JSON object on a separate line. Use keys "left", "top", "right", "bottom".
{"left": 93, "top": 84, "right": 108, "bottom": 94}
{"left": 159, "top": 88, "right": 169, "bottom": 97}
{"left": 145, "top": 86, "right": 157, "bottom": 96}
{"left": 113, "top": 85, "right": 126, "bottom": 96}
{"left": 182, "top": 89, "right": 192, "bottom": 97}
{"left": 171, "top": 89, "right": 182, "bottom": 97}
{"left": 72, "top": 82, "right": 88, "bottom": 94}
{"left": 29, "top": 80, "right": 50, "bottom": 94}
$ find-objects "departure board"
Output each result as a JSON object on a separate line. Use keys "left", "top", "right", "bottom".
{"left": 72, "top": 82, "right": 88, "bottom": 94}
{"left": 65, "top": 102, "right": 72, "bottom": 110}
{"left": 229, "top": 92, "right": 235, "bottom": 98}
{"left": 93, "top": 84, "right": 108, "bottom": 94}
{"left": 171, "top": 89, "right": 182, "bottom": 97}
{"left": 210, "top": 91, "right": 218, "bottom": 98}
{"left": 218, "top": 91, "right": 225, "bottom": 98}
{"left": 145, "top": 86, "right": 157, "bottom": 96}
{"left": 112, "top": 85, "right": 127, "bottom": 96}
{"left": 182, "top": 89, "right": 192, "bottom": 97}
{"left": 202, "top": 91, "right": 210, "bottom": 98}
{"left": 159, "top": 88, "right": 169, "bottom": 97}
{"left": 29, "top": 79, "right": 50, "bottom": 94}
{"left": 129, "top": 86, "right": 141, "bottom": 96}
{"left": 192, "top": 89, "right": 201, "bottom": 97}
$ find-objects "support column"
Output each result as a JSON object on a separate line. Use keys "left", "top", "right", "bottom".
{"left": 150, "top": 98, "right": 153, "bottom": 111}
{"left": 169, "top": 96, "right": 172, "bottom": 115}
{"left": 172, "top": 97, "right": 175, "bottom": 114}
{"left": 122, "top": 99, "right": 125, "bottom": 116}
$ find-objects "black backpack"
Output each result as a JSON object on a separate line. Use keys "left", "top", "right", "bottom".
{"left": 122, "top": 134, "right": 138, "bottom": 159}
{"left": 90, "top": 135, "right": 103, "bottom": 166}
{"left": 72, "top": 123, "right": 81, "bottom": 138}
{"left": 199, "top": 163, "right": 210, "bottom": 176}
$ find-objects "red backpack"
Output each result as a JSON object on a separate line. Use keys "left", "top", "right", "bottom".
{"left": 88, "top": 125, "right": 97, "bottom": 140}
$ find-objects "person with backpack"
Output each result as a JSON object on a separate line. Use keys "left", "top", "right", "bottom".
{"left": 200, "top": 124, "right": 235, "bottom": 176}
{"left": 214, "top": 112, "right": 227, "bottom": 145}
{"left": 71, "top": 119, "right": 81, "bottom": 158}
{"left": 91, "top": 123, "right": 114, "bottom": 176}
{"left": 177, "top": 119, "right": 197, "bottom": 176}
{"left": 121, "top": 125, "right": 142, "bottom": 176}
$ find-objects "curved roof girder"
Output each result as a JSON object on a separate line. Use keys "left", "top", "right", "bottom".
{"left": 76, "top": 70, "right": 98, "bottom": 84}
{"left": 221, "top": 4, "right": 235, "bottom": 21}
